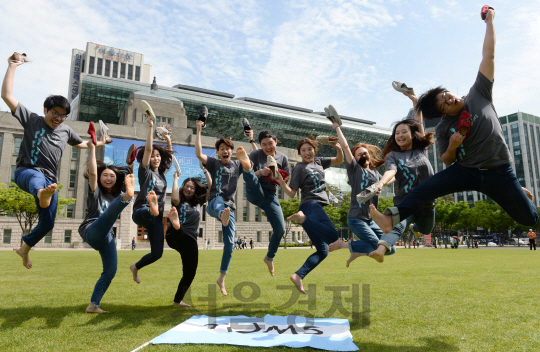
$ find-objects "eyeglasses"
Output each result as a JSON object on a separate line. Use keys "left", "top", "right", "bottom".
{"left": 50, "top": 111, "right": 67, "bottom": 119}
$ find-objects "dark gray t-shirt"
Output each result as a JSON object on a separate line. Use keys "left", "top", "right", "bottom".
{"left": 347, "top": 159, "right": 381, "bottom": 220}
{"left": 12, "top": 103, "right": 83, "bottom": 183}
{"left": 289, "top": 157, "right": 332, "bottom": 206}
{"left": 385, "top": 149, "right": 434, "bottom": 206}
{"left": 78, "top": 185, "right": 117, "bottom": 239}
{"left": 436, "top": 72, "right": 512, "bottom": 168}
{"left": 133, "top": 164, "right": 169, "bottom": 213}
{"left": 204, "top": 156, "right": 242, "bottom": 210}
{"left": 249, "top": 149, "right": 290, "bottom": 193}
{"left": 170, "top": 202, "right": 201, "bottom": 240}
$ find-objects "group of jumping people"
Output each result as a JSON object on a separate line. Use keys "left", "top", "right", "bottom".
{"left": 2, "top": 8, "right": 538, "bottom": 313}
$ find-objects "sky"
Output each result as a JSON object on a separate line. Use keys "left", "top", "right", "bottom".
{"left": 1, "top": 0, "right": 539, "bottom": 129}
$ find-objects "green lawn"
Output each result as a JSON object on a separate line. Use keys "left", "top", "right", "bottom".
{"left": 1, "top": 247, "right": 539, "bottom": 351}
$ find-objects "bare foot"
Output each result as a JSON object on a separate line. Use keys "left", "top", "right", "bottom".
{"left": 287, "top": 211, "right": 306, "bottom": 224}
{"left": 147, "top": 191, "right": 159, "bottom": 216}
{"left": 37, "top": 183, "right": 57, "bottom": 208}
{"left": 236, "top": 146, "right": 252, "bottom": 171}
{"left": 123, "top": 174, "right": 135, "bottom": 200}
{"left": 220, "top": 208, "right": 231, "bottom": 227}
{"left": 290, "top": 273, "right": 306, "bottom": 294}
{"left": 173, "top": 301, "right": 192, "bottom": 307}
{"left": 130, "top": 264, "right": 140, "bottom": 284}
{"left": 16, "top": 243, "right": 32, "bottom": 269}
{"left": 169, "top": 207, "right": 181, "bottom": 230}
{"left": 86, "top": 303, "right": 109, "bottom": 313}
{"left": 329, "top": 239, "right": 348, "bottom": 252}
{"left": 523, "top": 187, "right": 534, "bottom": 202}
{"left": 346, "top": 253, "right": 366, "bottom": 267}
{"left": 263, "top": 257, "right": 275, "bottom": 276}
{"left": 409, "top": 224, "right": 422, "bottom": 239}
{"left": 370, "top": 204, "right": 393, "bottom": 233}
{"left": 368, "top": 245, "right": 387, "bottom": 263}
{"left": 217, "top": 273, "right": 227, "bottom": 296}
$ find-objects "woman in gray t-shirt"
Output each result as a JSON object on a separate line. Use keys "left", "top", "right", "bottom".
{"left": 78, "top": 138, "right": 134, "bottom": 313}
{"left": 276, "top": 135, "right": 343, "bottom": 294}
{"left": 165, "top": 170, "right": 211, "bottom": 307}
{"left": 130, "top": 113, "right": 173, "bottom": 284}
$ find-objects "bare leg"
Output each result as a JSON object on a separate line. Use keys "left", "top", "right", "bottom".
{"left": 130, "top": 264, "right": 140, "bottom": 284}
{"left": 287, "top": 211, "right": 306, "bottom": 224}
{"left": 169, "top": 208, "right": 181, "bottom": 230}
{"left": 346, "top": 253, "right": 366, "bottom": 267}
{"left": 329, "top": 239, "right": 348, "bottom": 252}
{"left": 37, "top": 183, "right": 57, "bottom": 208}
{"left": 123, "top": 174, "right": 135, "bottom": 201}
{"left": 86, "top": 302, "right": 109, "bottom": 313}
{"left": 369, "top": 205, "right": 393, "bottom": 233}
{"left": 236, "top": 146, "right": 252, "bottom": 171}
{"left": 263, "top": 257, "right": 275, "bottom": 276}
{"left": 523, "top": 187, "right": 534, "bottom": 202}
{"left": 147, "top": 191, "right": 159, "bottom": 217}
{"left": 290, "top": 273, "right": 306, "bottom": 294}
{"left": 368, "top": 244, "right": 388, "bottom": 263}
{"left": 220, "top": 208, "right": 231, "bottom": 227}
{"left": 15, "top": 242, "right": 32, "bottom": 269}
{"left": 217, "top": 272, "right": 227, "bottom": 296}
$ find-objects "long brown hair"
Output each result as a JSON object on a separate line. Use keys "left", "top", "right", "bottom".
{"left": 381, "top": 119, "right": 434, "bottom": 159}
{"left": 351, "top": 143, "right": 385, "bottom": 168}
{"left": 178, "top": 177, "right": 208, "bottom": 207}
{"left": 136, "top": 144, "right": 173, "bottom": 174}
{"left": 83, "top": 161, "right": 129, "bottom": 196}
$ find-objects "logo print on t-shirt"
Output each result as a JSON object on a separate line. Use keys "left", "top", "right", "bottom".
{"left": 145, "top": 175, "right": 156, "bottom": 205}
{"left": 179, "top": 204, "right": 187, "bottom": 224}
{"left": 308, "top": 168, "right": 323, "bottom": 193}
{"left": 100, "top": 200, "right": 110, "bottom": 215}
{"left": 450, "top": 127, "right": 466, "bottom": 160}
{"left": 30, "top": 129, "right": 46, "bottom": 165}
{"left": 216, "top": 167, "right": 224, "bottom": 195}
{"left": 397, "top": 160, "right": 416, "bottom": 193}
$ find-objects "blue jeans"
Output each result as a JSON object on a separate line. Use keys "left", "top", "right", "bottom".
{"left": 243, "top": 169, "right": 285, "bottom": 261}
{"left": 395, "top": 163, "right": 538, "bottom": 226}
{"left": 207, "top": 196, "right": 236, "bottom": 273}
{"left": 296, "top": 201, "right": 339, "bottom": 279}
{"left": 15, "top": 168, "right": 58, "bottom": 247}
{"left": 83, "top": 194, "right": 131, "bottom": 306}
{"left": 380, "top": 206, "right": 435, "bottom": 252}
{"left": 347, "top": 217, "right": 396, "bottom": 256}
{"left": 133, "top": 207, "right": 164, "bottom": 270}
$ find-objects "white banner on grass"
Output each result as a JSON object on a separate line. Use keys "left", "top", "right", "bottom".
{"left": 150, "top": 314, "right": 359, "bottom": 351}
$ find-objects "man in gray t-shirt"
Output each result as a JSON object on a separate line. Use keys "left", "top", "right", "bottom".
{"left": 369, "top": 9, "right": 538, "bottom": 233}
{"left": 2, "top": 53, "right": 106, "bottom": 268}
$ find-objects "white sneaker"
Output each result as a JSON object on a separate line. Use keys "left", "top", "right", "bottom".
{"left": 141, "top": 100, "right": 157, "bottom": 123}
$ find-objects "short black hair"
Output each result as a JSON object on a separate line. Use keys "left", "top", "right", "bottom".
{"left": 415, "top": 86, "right": 446, "bottom": 120}
{"left": 258, "top": 130, "right": 277, "bottom": 143}
{"left": 43, "top": 95, "right": 71, "bottom": 114}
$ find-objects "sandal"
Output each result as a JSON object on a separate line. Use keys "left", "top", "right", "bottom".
{"left": 198, "top": 106, "right": 208, "bottom": 128}
{"left": 87, "top": 122, "right": 96, "bottom": 145}
{"left": 458, "top": 111, "right": 472, "bottom": 140}
{"left": 392, "top": 81, "right": 414, "bottom": 95}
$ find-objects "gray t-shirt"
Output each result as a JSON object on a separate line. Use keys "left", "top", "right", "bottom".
{"left": 78, "top": 185, "right": 117, "bottom": 239}
{"left": 435, "top": 71, "right": 512, "bottom": 168}
{"left": 12, "top": 103, "right": 83, "bottom": 183}
{"left": 385, "top": 149, "right": 434, "bottom": 206}
{"left": 347, "top": 159, "right": 381, "bottom": 220}
{"left": 249, "top": 149, "right": 290, "bottom": 193}
{"left": 133, "top": 164, "right": 169, "bottom": 214}
{"left": 289, "top": 157, "right": 332, "bottom": 206}
{"left": 170, "top": 202, "right": 201, "bottom": 240}
{"left": 204, "top": 156, "right": 242, "bottom": 210}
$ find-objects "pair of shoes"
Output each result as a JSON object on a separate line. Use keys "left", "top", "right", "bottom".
{"left": 242, "top": 118, "right": 252, "bottom": 137}
{"left": 316, "top": 135, "right": 339, "bottom": 145}
{"left": 323, "top": 105, "right": 342, "bottom": 126}
{"left": 10, "top": 52, "right": 32, "bottom": 63}
{"left": 126, "top": 144, "right": 137, "bottom": 164}
{"left": 356, "top": 183, "right": 380, "bottom": 204}
{"left": 198, "top": 106, "right": 208, "bottom": 128}
{"left": 392, "top": 81, "right": 414, "bottom": 95}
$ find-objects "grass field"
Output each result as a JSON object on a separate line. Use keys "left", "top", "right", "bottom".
{"left": 1, "top": 246, "right": 539, "bottom": 351}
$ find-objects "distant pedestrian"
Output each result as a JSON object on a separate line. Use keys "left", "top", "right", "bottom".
{"left": 206, "top": 239, "right": 210, "bottom": 250}
{"left": 132, "top": 237, "right": 136, "bottom": 250}
{"left": 527, "top": 229, "right": 537, "bottom": 251}
{"left": 250, "top": 238, "right": 253, "bottom": 249}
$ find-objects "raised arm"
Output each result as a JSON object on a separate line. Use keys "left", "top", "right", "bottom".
{"left": 479, "top": 9, "right": 495, "bottom": 81}
{"left": 246, "top": 130, "right": 258, "bottom": 151}
{"left": 329, "top": 142, "right": 344, "bottom": 166}
{"left": 1, "top": 55, "right": 24, "bottom": 112}
{"left": 74, "top": 135, "right": 111, "bottom": 149}
{"left": 195, "top": 120, "right": 208, "bottom": 165}
{"left": 141, "top": 114, "right": 154, "bottom": 168}
{"left": 332, "top": 121, "right": 354, "bottom": 164}
{"left": 203, "top": 167, "right": 212, "bottom": 201}
{"left": 164, "top": 133, "right": 172, "bottom": 153}
{"left": 404, "top": 92, "right": 424, "bottom": 136}
{"left": 171, "top": 172, "right": 180, "bottom": 206}
{"left": 86, "top": 141, "right": 98, "bottom": 192}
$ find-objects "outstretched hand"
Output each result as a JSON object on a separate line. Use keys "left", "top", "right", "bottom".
{"left": 331, "top": 121, "right": 340, "bottom": 130}
{"left": 484, "top": 8, "right": 495, "bottom": 22}
{"left": 404, "top": 92, "right": 418, "bottom": 105}
{"left": 7, "top": 53, "right": 25, "bottom": 67}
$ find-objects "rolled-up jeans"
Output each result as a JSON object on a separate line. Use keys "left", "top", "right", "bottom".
{"left": 347, "top": 217, "right": 396, "bottom": 256}
{"left": 207, "top": 196, "right": 236, "bottom": 273}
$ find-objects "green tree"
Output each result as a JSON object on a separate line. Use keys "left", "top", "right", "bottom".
{"left": 377, "top": 197, "right": 394, "bottom": 214}
{"left": 0, "top": 182, "right": 76, "bottom": 246}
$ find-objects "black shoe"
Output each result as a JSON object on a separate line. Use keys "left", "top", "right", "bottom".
{"left": 241, "top": 118, "right": 252, "bottom": 137}
{"left": 198, "top": 106, "right": 208, "bottom": 128}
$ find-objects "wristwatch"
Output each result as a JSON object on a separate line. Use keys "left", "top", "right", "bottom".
{"left": 249, "top": 139, "right": 255, "bottom": 143}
